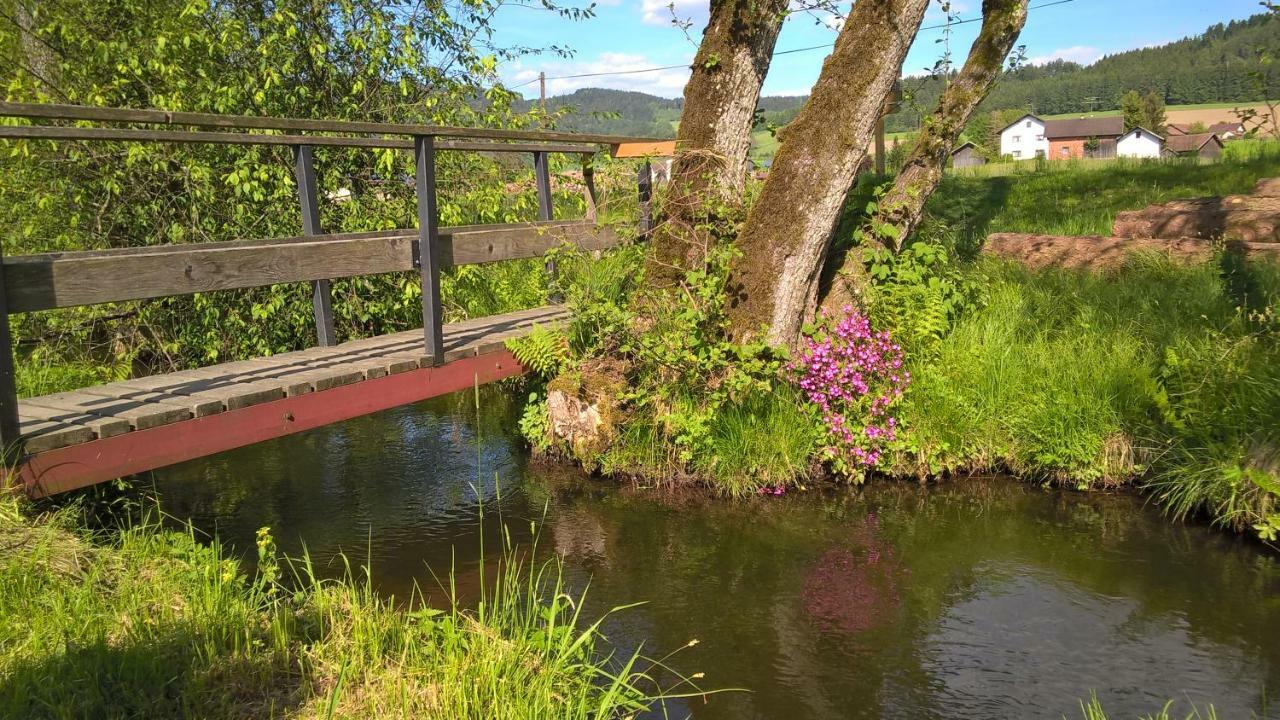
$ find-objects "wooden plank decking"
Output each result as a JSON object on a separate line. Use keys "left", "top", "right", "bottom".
{"left": 16, "top": 305, "right": 565, "bottom": 455}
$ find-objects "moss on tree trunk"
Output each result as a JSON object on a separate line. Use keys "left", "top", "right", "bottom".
{"left": 725, "top": 0, "right": 932, "bottom": 346}
{"left": 645, "top": 0, "right": 789, "bottom": 288}
{"left": 822, "top": 0, "right": 1029, "bottom": 316}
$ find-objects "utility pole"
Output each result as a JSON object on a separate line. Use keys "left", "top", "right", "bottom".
{"left": 539, "top": 71, "right": 546, "bottom": 112}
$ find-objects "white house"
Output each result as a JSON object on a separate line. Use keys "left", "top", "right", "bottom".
{"left": 998, "top": 114, "right": 1048, "bottom": 160}
{"left": 1116, "top": 127, "right": 1163, "bottom": 158}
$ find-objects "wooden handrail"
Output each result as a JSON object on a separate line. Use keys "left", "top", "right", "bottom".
{"left": 2, "top": 221, "right": 622, "bottom": 313}
{"left": 0, "top": 102, "right": 669, "bottom": 147}
{"left": 0, "top": 124, "right": 602, "bottom": 155}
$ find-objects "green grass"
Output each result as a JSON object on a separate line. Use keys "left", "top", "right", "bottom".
{"left": 696, "top": 387, "right": 821, "bottom": 494}
{"left": 1076, "top": 692, "right": 1221, "bottom": 720}
{"left": 889, "top": 255, "right": 1280, "bottom": 535}
{"left": 0, "top": 496, "right": 698, "bottom": 718}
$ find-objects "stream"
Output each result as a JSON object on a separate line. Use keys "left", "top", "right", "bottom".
{"left": 150, "top": 387, "right": 1280, "bottom": 719}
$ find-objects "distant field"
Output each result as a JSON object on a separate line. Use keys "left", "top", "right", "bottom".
{"left": 1041, "top": 101, "right": 1278, "bottom": 126}
{"left": 750, "top": 127, "right": 915, "bottom": 165}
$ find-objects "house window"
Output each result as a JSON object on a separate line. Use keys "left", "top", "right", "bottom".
{"left": 1011, "top": 150, "right": 1022, "bottom": 158}
{"left": 1025, "top": 121, "right": 1032, "bottom": 128}
{"left": 1036, "top": 134, "right": 1045, "bottom": 141}
{"left": 1059, "top": 146, "right": 1069, "bottom": 157}
{"left": 1012, "top": 135, "right": 1021, "bottom": 142}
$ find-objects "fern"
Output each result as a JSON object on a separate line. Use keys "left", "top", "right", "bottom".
{"left": 506, "top": 325, "right": 569, "bottom": 379}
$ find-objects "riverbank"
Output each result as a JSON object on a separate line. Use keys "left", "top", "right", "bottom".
{"left": 0, "top": 495, "right": 678, "bottom": 718}
{"left": 516, "top": 148, "right": 1280, "bottom": 543}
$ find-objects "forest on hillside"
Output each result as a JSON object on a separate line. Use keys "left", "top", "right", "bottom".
{"left": 530, "top": 12, "right": 1280, "bottom": 137}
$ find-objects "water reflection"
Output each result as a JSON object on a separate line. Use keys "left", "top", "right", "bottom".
{"left": 152, "top": 387, "right": 1280, "bottom": 719}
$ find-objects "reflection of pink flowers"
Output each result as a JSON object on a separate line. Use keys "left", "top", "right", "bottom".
{"left": 801, "top": 513, "right": 906, "bottom": 635}
{"left": 757, "top": 484, "right": 787, "bottom": 496}
{"left": 790, "top": 308, "right": 910, "bottom": 476}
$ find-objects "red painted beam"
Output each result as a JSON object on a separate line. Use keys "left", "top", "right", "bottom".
{"left": 18, "top": 350, "right": 526, "bottom": 498}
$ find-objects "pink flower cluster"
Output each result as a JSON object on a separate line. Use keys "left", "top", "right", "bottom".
{"left": 791, "top": 307, "right": 910, "bottom": 473}
{"left": 756, "top": 484, "right": 787, "bottom": 496}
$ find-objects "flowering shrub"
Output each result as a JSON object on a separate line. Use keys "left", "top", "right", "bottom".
{"left": 791, "top": 307, "right": 910, "bottom": 480}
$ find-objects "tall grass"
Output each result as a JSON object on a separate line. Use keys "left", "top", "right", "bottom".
{"left": 0, "top": 495, "right": 697, "bottom": 718}
{"left": 1076, "top": 692, "right": 1221, "bottom": 720}
{"left": 892, "top": 255, "right": 1280, "bottom": 535}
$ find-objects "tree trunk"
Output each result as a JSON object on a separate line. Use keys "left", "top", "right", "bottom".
{"left": 645, "top": 0, "right": 789, "bottom": 288}
{"left": 13, "top": 1, "right": 63, "bottom": 98}
{"left": 726, "top": 0, "right": 931, "bottom": 346}
{"left": 821, "top": 0, "right": 1028, "bottom": 315}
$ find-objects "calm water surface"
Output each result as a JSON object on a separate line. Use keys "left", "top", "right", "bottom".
{"left": 152, "top": 389, "right": 1280, "bottom": 719}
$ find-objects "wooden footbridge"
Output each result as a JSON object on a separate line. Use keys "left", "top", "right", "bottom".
{"left": 0, "top": 103, "right": 669, "bottom": 497}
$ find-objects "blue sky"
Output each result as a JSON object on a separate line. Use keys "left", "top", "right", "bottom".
{"left": 492, "top": 0, "right": 1268, "bottom": 99}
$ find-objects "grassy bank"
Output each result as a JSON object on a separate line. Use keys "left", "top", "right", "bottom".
{"left": 0, "top": 496, "right": 686, "bottom": 718}
{"left": 929, "top": 143, "right": 1280, "bottom": 249}
{"left": 871, "top": 153, "right": 1280, "bottom": 538}
{"left": 886, "top": 255, "right": 1279, "bottom": 536}
{"left": 519, "top": 146, "right": 1280, "bottom": 542}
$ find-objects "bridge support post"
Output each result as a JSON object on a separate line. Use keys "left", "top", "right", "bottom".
{"left": 293, "top": 145, "right": 336, "bottom": 347}
{"left": 637, "top": 160, "right": 653, "bottom": 240}
{"left": 415, "top": 135, "right": 445, "bottom": 366}
{"left": 0, "top": 238, "right": 19, "bottom": 465}
{"left": 533, "top": 151, "right": 561, "bottom": 303}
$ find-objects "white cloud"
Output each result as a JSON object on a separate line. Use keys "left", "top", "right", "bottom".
{"left": 1028, "top": 45, "right": 1103, "bottom": 66}
{"left": 641, "top": 0, "right": 705, "bottom": 27}
{"left": 508, "top": 52, "right": 692, "bottom": 98}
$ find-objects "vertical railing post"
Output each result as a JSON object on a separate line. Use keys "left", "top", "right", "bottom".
{"left": 581, "top": 155, "right": 599, "bottom": 224}
{"left": 414, "top": 135, "right": 444, "bottom": 366}
{"left": 637, "top": 160, "right": 653, "bottom": 240}
{"left": 293, "top": 144, "right": 336, "bottom": 347}
{"left": 533, "top": 151, "right": 561, "bottom": 303}
{"left": 0, "top": 239, "right": 20, "bottom": 464}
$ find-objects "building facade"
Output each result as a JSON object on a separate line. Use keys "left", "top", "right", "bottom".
{"left": 1116, "top": 127, "right": 1164, "bottom": 158}
{"left": 998, "top": 114, "right": 1048, "bottom": 160}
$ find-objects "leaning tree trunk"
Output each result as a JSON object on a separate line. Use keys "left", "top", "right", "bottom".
{"left": 644, "top": 0, "right": 789, "bottom": 288}
{"left": 725, "top": 0, "right": 931, "bottom": 346}
{"left": 821, "top": 0, "right": 1028, "bottom": 315}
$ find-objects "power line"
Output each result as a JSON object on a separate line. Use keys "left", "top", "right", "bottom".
{"left": 512, "top": 0, "right": 1077, "bottom": 87}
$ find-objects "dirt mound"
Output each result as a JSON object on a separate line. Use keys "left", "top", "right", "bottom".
{"left": 983, "top": 233, "right": 1280, "bottom": 271}
{"left": 1255, "top": 177, "right": 1280, "bottom": 198}
{"left": 1111, "top": 195, "right": 1280, "bottom": 243}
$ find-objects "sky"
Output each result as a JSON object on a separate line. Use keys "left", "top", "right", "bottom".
{"left": 491, "top": 0, "right": 1269, "bottom": 99}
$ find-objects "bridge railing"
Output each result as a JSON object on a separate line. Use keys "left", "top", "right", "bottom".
{"left": 0, "top": 102, "right": 667, "bottom": 450}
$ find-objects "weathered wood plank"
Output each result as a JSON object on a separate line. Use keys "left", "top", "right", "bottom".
{"left": 4, "top": 234, "right": 415, "bottom": 313}
{"left": 0, "top": 124, "right": 603, "bottom": 155}
{"left": 31, "top": 388, "right": 192, "bottom": 430}
{"left": 124, "top": 371, "right": 286, "bottom": 412}
{"left": 21, "top": 400, "right": 133, "bottom": 439}
{"left": 17, "top": 413, "right": 95, "bottom": 453}
{"left": 444, "top": 224, "right": 620, "bottom": 266}
{"left": 4, "top": 224, "right": 620, "bottom": 312}
{"left": 0, "top": 101, "right": 666, "bottom": 146}
{"left": 101, "top": 376, "right": 229, "bottom": 417}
